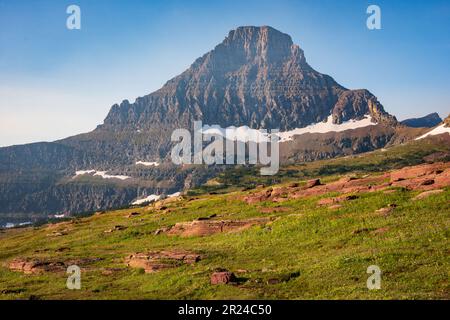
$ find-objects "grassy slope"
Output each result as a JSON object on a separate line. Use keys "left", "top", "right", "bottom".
{"left": 0, "top": 138, "right": 449, "bottom": 300}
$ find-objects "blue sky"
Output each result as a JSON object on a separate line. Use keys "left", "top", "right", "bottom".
{"left": 0, "top": 0, "right": 449, "bottom": 146}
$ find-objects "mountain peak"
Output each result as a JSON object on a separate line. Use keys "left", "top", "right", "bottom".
{"left": 103, "top": 26, "right": 395, "bottom": 132}
{"left": 401, "top": 112, "right": 443, "bottom": 128}
{"left": 226, "top": 26, "right": 293, "bottom": 45}
{"left": 210, "top": 25, "right": 303, "bottom": 65}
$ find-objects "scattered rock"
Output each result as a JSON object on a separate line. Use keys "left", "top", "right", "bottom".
{"left": 125, "top": 250, "right": 201, "bottom": 273}
{"left": 413, "top": 189, "right": 444, "bottom": 200}
{"left": 46, "top": 231, "right": 66, "bottom": 237}
{"left": 8, "top": 259, "right": 64, "bottom": 274}
{"left": 126, "top": 212, "right": 140, "bottom": 218}
{"left": 318, "top": 194, "right": 358, "bottom": 206}
{"left": 104, "top": 225, "right": 127, "bottom": 233}
{"left": 420, "top": 179, "right": 435, "bottom": 186}
{"left": 210, "top": 270, "right": 236, "bottom": 285}
{"left": 153, "top": 227, "right": 170, "bottom": 235}
{"left": 390, "top": 162, "right": 449, "bottom": 183}
{"left": 242, "top": 163, "right": 449, "bottom": 206}
{"left": 423, "top": 152, "right": 450, "bottom": 163}
{"left": 267, "top": 278, "right": 280, "bottom": 285}
{"left": 306, "top": 179, "right": 321, "bottom": 188}
{"left": 244, "top": 188, "right": 273, "bottom": 204}
{"left": 8, "top": 257, "right": 101, "bottom": 274}
{"left": 167, "top": 217, "right": 274, "bottom": 237}
{"left": 375, "top": 204, "right": 397, "bottom": 216}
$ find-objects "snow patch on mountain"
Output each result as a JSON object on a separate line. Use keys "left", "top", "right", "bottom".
{"left": 136, "top": 161, "right": 160, "bottom": 167}
{"left": 131, "top": 194, "right": 161, "bottom": 205}
{"left": 277, "top": 115, "right": 376, "bottom": 142}
{"left": 202, "top": 115, "right": 376, "bottom": 143}
{"left": 74, "top": 170, "right": 130, "bottom": 180}
{"left": 415, "top": 124, "right": 450, "bottom": 140}
{"left": 131, "top": 191, "right": 181, "bottom": 206}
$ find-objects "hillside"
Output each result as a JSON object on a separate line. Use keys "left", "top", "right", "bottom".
{"left": 0, "top": 136, "right": 449, "bottom": 300}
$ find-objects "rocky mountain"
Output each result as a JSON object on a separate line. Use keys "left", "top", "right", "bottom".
{"left": 401, "top": 113, "right": 442, "bottom": 128}
{"left": 444, "top": 114, "right": 450, "bottom": 127}
{"left": 0, "top": 26, "right": 414, "bottom": 220}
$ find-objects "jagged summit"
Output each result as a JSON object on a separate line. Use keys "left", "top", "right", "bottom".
{"left": 103, "top": 26, "right": 395, "bottom": 132}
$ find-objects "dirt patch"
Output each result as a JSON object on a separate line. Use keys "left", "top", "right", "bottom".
{"left": 125, "top": 250, "right": 201, "bottom": 273}
{"left": 166, "top": 217, "right": 274, "bottom": 237}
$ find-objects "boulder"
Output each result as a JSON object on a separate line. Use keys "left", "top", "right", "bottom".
{"left": 167, "top": 218, "right": 273, "bottom": 237}
{"left": 306, "top": 179, "right": 321, "bottom": 188}
{"left": 413, "top": 189, "right": 444, "bottom": 200}
{"left": 126, "top": 250, "right": 201, "bottom": 273}
{"left": 210, "top": 271, "right": 236, "bottom": 285}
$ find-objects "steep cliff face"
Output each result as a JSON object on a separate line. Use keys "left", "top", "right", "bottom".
{"left": 102, "top": 26, "right": 395, "bottom": 133}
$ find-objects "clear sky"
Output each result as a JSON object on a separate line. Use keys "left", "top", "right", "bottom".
{"left": 0, "top": 0, "right": 449, "bottom": 147}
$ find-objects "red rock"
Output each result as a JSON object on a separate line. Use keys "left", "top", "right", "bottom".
{"left": 420, "top": 179, "right": 435, "bottom": 186}
{"left": 306, "top": 179, "right": 321, "bottom": 188}
{"left": 167, "top": 218, "right": 273, "bottom": 237}
{"left": 210, "top": 271, "right": 236, "bottom": 285}
{"left": 126, "top": 250, "right": 201, "bottom": 273}
{"left": 413, "top": 189, "right": 444, "bottom": 200}
{"left": 390, "top": 163, "right": 449, "bottom": 183}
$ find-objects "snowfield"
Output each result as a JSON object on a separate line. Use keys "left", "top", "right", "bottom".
{"left": 202, "top": 115, "right": 376, "bottom": 143}
{"left": 415, "top": 124, "right": 450, "bottom": 140}
{"left": 131, "top": 191, "right": 181, "bottom": 206}
{"left": 136, "top": 161, "right": 160, "bottom": 167}
{"left": 277, "top": 115, "right": 376, "bottom": 142}
{"left": 74, "top": 170, "right": 130, "bottom": 180}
